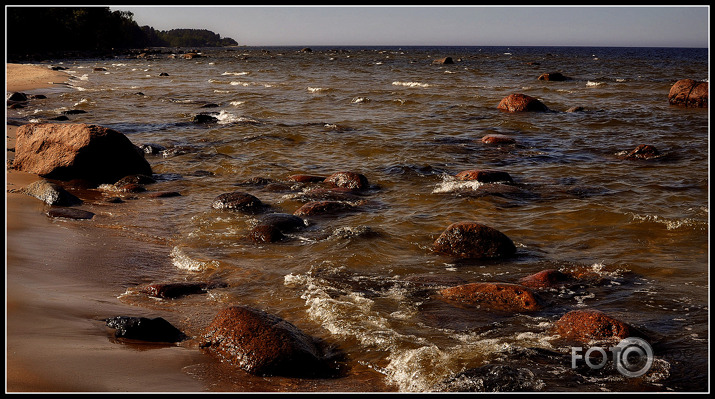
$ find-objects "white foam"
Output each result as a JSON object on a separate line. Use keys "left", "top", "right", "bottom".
{"left": 170, "top": 246, "right": 219, "bottom": 271}
{"left": 392, "top": 81, "right": 431, "bottom": 88}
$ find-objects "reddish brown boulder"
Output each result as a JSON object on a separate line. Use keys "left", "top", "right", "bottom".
{"left": 668, "top": 79, "right": 708, "bottom": 108}
{"left": 623, "top": 144, "right": 661, "bottom": 160}
{"left": 211, "top": 191, "right": 264, "bottom": 213}
{"left": 518, "top": 269, "right": 572, "bottom": 289}
{"left": 455, "top": 169, "right": 513, "bottom": 184}
{"left": 439, "top": 282, "right": 543, "bottom": 312}
{"left": 481, "top": 134, "right": 516, "bottom": 145}
{"left": 555, "top": 309, "right": 635, "bottom": 342}
{"left": 324, "top": 171, "right": 369, "bottom": 190}
{"left": 287, "top": 174, "right": 326, "bottom": 183}
{"left": 248, "top": 224, "right": 286, "bottom": 243}
{"left": 13, "top": 123, "right": 152, "bottom": 184}
{"left": 294, "top": 200, "right": 355, "bottom": 217}
{"left": 199, "top": 306, "right": 333, "bottom": 377}
{"left": 497, "top": 94, "right": 549, "bottom": 112}
{"left": 433, "top": 222, "right": 516, "bottom": 259}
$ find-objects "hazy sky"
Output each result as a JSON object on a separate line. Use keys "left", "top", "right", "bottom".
{"left": 113, "top": 5, "right": 709, "bottom": 48}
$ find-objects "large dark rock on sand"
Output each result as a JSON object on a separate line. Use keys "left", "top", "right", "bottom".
{"left": 13, "top": 123, "right": 152, "bottom": 184}
{"left": 324, "top": 171, "right": 369, "bottom": 191}
{"left": 433, "top": 222, "right": 516, "bottom": 259}
{"left": 199, "top": 305, "right": 334, "bottom": 377}
{"left": 439, "top": 282, "right": 543, "bottom": 312}
{"left": 668, "top": 79, "right": 708, "bottom": 108}
{"left": 554, "top": 309, "right": 637, "bottom": 342}
{"left": 455, "top": 169, "right": 513, "bottom": 184}
{"left": 20, "top": 179, "right": 82, "bottom": 206}
{"left": 497, "top": 94, "right": 549, "bottom": 112}
{"left": 105, "top": 316, "right": 186, "bottom": 343}
{"left": 211, "top": 191, "right": 264, "bottom": 213}
{"left": 46, "top": 207, "right": 95, "bottom": 220}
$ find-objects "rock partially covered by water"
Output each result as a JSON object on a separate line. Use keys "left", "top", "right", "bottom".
{"left": 455, "top": 169, "right": 513, "bottom": 184}
{"left": 432, "top": 57, "right": 454, "bottom": 65}
{"left": 142, "top": 281, "right": 227, "bottom": 299}
{"left": 211, "top": 191, "right": 264, "bottom": 213}
{"left": 46, "top": 207, "right": 95, "bottom": 220}
{"left": 433, "top": 222, "right": 516, "bottom": 259}
{"left": 518, "top": 269, "right": 573, "bottom": 289}
{"left": 294, "top": 200, "right": 356, "bottom": 217}
{"left": 668, "top": 79, "right": 708, "bottom": 108}
{"left": 623, "top": 144, "right": 661, "bottom": 160}
{"left": 537, "top": 72, "right": 570, "bottom": 81}
{"left": 497, "top": 94, "right": 549, "bottom": 112}
{"left": 199, "top": 306, "right": 336, "bottom": 377}
{"left": 13, "top": 123, "right": 152, "bottom": 184}
{"left": 555, "top": 309, "right": 637, "bottom": 342}
{"left": 439, "top": 282, "right": 543, "bottom": 312}
{"left": 287, "top": 174, "right": 326, "bottom": 183}
{"left": 105, "top": 316, "right": 186, "bottom": 343}
{"left": 439, "top": 364, "right": 544, "bottom": 392}
{"left": 481, "top": 134, "right": 516, "bottom": 145}
{"left": 20, "top": 179, "right": 82, "bottom": 206}
{"left": 248, "top": 213, "right": 307, "bottom": 243}
{"left": 324, "top": 171, "right": 369, "bottom": 190}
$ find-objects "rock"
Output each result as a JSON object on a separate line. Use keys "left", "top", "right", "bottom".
{"left": 497, "top": 94, "right": 549, "bottom": 112}
{"left": 114, "top": 183, "right": 146, "bottom": 193}
{"left": 159, "top": 72, "right": 169, "bottom": 76}
{"left": 324, "top": 171, "right": 369, "bottom": 190}
{"left": 624, "top": 144, "right": 661, "bottom": 160}
{"left": 105, "top": 316, "right": 186, "bottom": 343}
{"left": 455, "top": 169, "right": 513, "bottom": 184}
{"left": 199, "top": 306, "right": 334, "bottom": 377}
{"left": 565, "top": 106, "right": 585, "bottom": 113}
{"left": 114, "top": 174, "right": 156, "bottom": 186}
{"left": 93, "top": 67, "right": 107, "bottom": 72}
{"left": 518, "top": 269, "right": 572, "bottom": 289}
{"left": 481, "top": 134, "right": 516, "bottom": 145}
{"left": 293, "top": 187, "right": 363, "bottom": 203}
{"left": 554, "top": 309, "right": 636, "bottom": 342}
{"left": 249, "top": 224, "right": 286, "bottom": 243}
{"left": 211, "top": 191, "right": 264, "bottom": 213}
{"left": 140, "top": 143, "right": 167, "bottom": 155}
{"left": 258, "top": 213, "right": 307, "bottom": 232}
{"left": 7, "top": 92, "right": 28, "bottom": 102}
{"left": 538, "top": 72, "right": 570, "bottom": 81}
{"left": 294, "top": 200, "right": 356, "bottom": 217}
{"left": 62, "top": 109, "right": 87, "bottom": 115}
{"left": 439, "top": 282, "right": 543, "bottom": 312}
{"left": 433, "top": 57, "right": 454, "bottom": 64}
{"left": 142, "top": 281, "right": 226, "bottom": 299}
{"left": 192, "top": 113, "right": 219, "bottom": 123}
{"left": 287, "top": 174, "right": 326, "bottom": 183}
{"left": 433, "top": 222, "right": 517, "bottom": 259}
{"left": 13, "top": 123, "right": 152, "bottom": 184}
{"left": 668, "top": 79, "right": 708, "bottom": 108}
{"left": 147, "top": 191, "right": 181, "bottom": 198}
{"left": 21, "top": 179, "right": 82, "bottom": 206}
{"left": 300, "top": 47, "right": 312, "bottom": 53}
{"left": 46, "top": 207, "right": 95, "bottom": 220}
{"left": 439, "top": 364, "right": 544, "bottom": 392}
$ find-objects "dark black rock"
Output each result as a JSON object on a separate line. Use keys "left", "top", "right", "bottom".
{"left": 105, "top": 316, "right": 186, "bottom": 343}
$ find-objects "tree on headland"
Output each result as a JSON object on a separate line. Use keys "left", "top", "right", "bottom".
{"left": 6, "top": 6, "right": 237, "bottom": 60}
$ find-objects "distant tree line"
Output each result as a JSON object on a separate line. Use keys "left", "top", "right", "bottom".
{"left": 7, "top": 7, "right": 238, "bottom": 60}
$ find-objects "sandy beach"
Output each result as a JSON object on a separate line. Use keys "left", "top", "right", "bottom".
{"left": 6, "top": 64, "right": 207, "bottom": 392}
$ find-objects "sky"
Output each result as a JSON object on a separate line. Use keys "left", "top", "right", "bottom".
{"left": 113, "top": 5, "right": 710, "bottom": 48}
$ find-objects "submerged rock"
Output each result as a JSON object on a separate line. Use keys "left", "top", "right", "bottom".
{"left": 142, "top": 281, "right": 227, "bottom": 299}
{"left": 294, "top": 200, "right": 357, "bottom": 217}
{"left": 623, "top": 144, "right": 661, "bottom": 160}
{"left": 518, "top": 269, "right": 573, "bottom": 289}
{"left": 433, "top": 222, "right": 516, "bottom": 259}
{"left": 497, "top": 94, "right": 549, "bottom": 112}
{"left": 105, "top": 316, "right": 186, "bottom": 343}
{"left": 481, "top": 134, "right": 516, "bottom": 145}
{"left": 455, "top": 169, "right": 513, "bottom": 184}
{"left": 439, "top": 282, "right": 543, "bottom": 312}
{"left": 439, "top": 364, "right": 544, "bottom": 392}
{"left": 324, "top": 171, "right": 369, "bottom": 191}
{"left": 46, "top": 207, "right": 95, "bottom": 220}
{"left": 537, "top": 72, "right": 570, "bottom": 81}
{"left": 199, "top": 306, "right": 337, "bottom": 377}
{"left": 432, "top": 57, "right": 454, "bottom": 65}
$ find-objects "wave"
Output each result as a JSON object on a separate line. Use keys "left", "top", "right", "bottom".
{"left": 392, "top": 81, "right": 431, "bottom": 88}
{"left": 170, "top": 246, "right": 220, "bottom": 271}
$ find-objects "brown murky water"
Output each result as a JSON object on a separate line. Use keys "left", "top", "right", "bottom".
{"left": 6, "top": 46, "right": 709, "bottom": 392}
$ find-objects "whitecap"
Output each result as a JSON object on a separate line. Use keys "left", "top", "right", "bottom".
{"left": 307, "top": 87, "right": 327, "bottom": 93}
{"left": 170, "top": 246, "right": 219, "bottom": 272}
{"left": 222, "top": 71, "right": 249, "bottom": 76}
{"left": 392, "top": 81, "right": 430, "bottom": 88}
{"left": 351, "top": 97, "right": 370, "bottom": 103}
{"left": 586, "top": 81, "right": 605, "bottom": 87}
{"left": 432, "top": 179, "right": 485, "bottom": 194}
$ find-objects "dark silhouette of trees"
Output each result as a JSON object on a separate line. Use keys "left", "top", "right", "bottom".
{"left": 7, "top": 6, "right": 238, "bottom": 60}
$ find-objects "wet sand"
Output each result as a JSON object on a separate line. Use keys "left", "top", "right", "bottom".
{"left": 5, "top": 64, "right": 207, "bottom": 392}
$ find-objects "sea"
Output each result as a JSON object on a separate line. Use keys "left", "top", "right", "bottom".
{"left": 7, "top": 46, "right": 709, "bottom": 392}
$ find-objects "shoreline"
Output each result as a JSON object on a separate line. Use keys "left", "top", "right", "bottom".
{"left": 5, "top": 64, "right": 207, "bottom": 392}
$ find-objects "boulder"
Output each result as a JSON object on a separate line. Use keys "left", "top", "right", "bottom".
{"left": 46, "top": 207, "right": 95, "bottom": 220}
{"left": 518, "top": 269, "right": 572, "bottom": 289}
{"left": 668, "top": 79, "right": 708, "bottom": 108}
{"left": 324, "top": 171, "right": 369, "bottom": 190}
{"left": 20, "top": 179, "right": 82, "bottom": 206}
{"left": 439, "top": 282, "right": 543, "bottom": 312}
{"left": 211, "top": 191, "right": 264, "bottom": 213}
{"left": 249, "top": 224, "right": 286, "bottom": 243}
{"left": 433, "top": 222, "right": 516, "bottom": 259}
{"left": 554, "top": 309, "right": 636, "bottom": 342}
{"left": 497, "top": 94, "right": 549, "bottom": 112}
{"left": 287, "top": 174, "right": 326, "bottom": 183}
{"left": 7, "top": 92, "right": 28, "bottom": 102}
{"left": 13, "top": 123, "right": 152, "bottom": 184}
{"left": 142, "top": 281, "right": 227, "bottom": 299}
{"left": 199, "top": 306, "right": 334, "bottom": 377}
{"left": 257, "top": 213, "right": 307, "bottom": 231}
{"left": 455, "top": 169, "right": 513, "bottom": 184}
{"left": 105, "top": 316, "right": 186, "bottom": 343}
{"left": 432, "top": 57, "right": 454, "bottom": 65}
